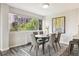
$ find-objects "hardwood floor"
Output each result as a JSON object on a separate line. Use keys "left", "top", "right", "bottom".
{"left": 0, "top": 43, "right": 69, "bottom": 56}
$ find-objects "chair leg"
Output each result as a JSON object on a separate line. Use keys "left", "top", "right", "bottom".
{"left": 29, "top": 45, "right": 33, "bottom": 52}
{"left": 35, "top": 46, "right": 39, "bottom": 56}
{"left": 52, "top": 43, "right": 57, "bottom": 52}
{"left": 48, "top": 45, "right": 51, "bottom": 56}
{"left": 55, "top": 43, "right": 58, "bottom": 51}
{"left": 58, "top": 42, "right": 61, "bottom": 49}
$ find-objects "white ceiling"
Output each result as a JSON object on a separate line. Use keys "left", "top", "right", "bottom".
{"left": 7, "top": 3, "right": 79, "bottom": 16}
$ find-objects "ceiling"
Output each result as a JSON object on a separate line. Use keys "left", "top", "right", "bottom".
{"left": 7, "top": 3, "right": 79, "bottom": 16}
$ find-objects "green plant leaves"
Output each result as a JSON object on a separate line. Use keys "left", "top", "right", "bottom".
{"left": 11, "top": 17, "right": 39, "bottom": 31}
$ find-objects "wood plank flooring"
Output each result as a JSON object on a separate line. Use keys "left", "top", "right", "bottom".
{"left": 0, "top": 43, "right": 69, "bottom": 56}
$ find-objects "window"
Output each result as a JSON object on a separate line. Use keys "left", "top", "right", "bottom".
{"left": 9, "top": 13, "right": 42, "bottom": 31}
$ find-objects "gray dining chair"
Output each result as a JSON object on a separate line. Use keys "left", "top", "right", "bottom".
{"left": 30, "top": 33, "right": 39, "bottom": 56}
{"left": 30, "top": 33, "right": 44, "bottom": 56}
{"left": 55, "top": 33, "right": 61, "bottom": 51}
{"left": 30, "top": 32, "right": 49, "bottom": 55}
{"left": 33, "top": 32, "right": 38, "bottom": 35}
{"left": 40, "top": 31, "right": 43, "bottom": 34}
{"left": 33, "top": 31, "right": 43, "bottom": 43}
{"left": 46, "top": 33, "right": 57, "bottom": 55}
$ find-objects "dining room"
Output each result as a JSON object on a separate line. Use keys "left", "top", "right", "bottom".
{"left": 1, "top": 3, "right": 79, "bottom": 56}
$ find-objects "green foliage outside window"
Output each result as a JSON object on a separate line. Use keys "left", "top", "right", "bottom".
{"left": 10, "top": 17, "right": 39, "bottom": 31}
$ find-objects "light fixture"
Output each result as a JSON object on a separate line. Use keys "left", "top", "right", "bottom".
{"left": 42, "top": 3, "right": 49, "bottom": 8}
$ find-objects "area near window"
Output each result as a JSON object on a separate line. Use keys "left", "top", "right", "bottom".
{"left": 8, "top": 13, "right": 43, "bottom": 31}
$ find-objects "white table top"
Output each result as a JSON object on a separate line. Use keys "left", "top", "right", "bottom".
{"left": 35, "top": 34, "right": 48, "bottom": 38}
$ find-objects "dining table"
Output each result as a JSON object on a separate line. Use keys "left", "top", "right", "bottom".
{"left": 35, "top": 34, "right": 49, "bottom": 54}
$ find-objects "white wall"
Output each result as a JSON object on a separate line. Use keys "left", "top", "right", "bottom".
{"left": 0, "top": 3, "right": 44, "bottom": 51}
{"left": 0, "top": 4, "right": 1, "bottom": 49}
{"left": 43, "top": 9, "right": 79, "bottom": 44}
{"left": 0, "top": 4, "right": 9, "bottom": 51}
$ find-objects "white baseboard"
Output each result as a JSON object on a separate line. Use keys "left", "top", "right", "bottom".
{"left": 9, "top": 43, "right": 28, "bottom": 48}
{"left": 0, "top": 48, "right": 9, "bottom": 52}
{"left": 9, "top": 44, "right": 21, "bottom": 48}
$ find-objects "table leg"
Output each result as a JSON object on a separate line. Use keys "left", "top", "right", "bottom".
{"left": 42, "top": 42, "right": 45, "bottom": 54}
